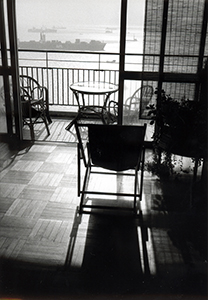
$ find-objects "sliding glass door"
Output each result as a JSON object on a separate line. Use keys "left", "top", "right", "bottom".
{"left": 0, "top": 0, "right": 21, "bottom": 140}
{"left": 119, "top": 0, "right": 207, "bottom": 128}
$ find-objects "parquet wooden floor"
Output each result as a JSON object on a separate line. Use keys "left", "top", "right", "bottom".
{"left": 0, "top": 134, "right": 207, "bottom": 299}
{"left": 21, "top": 117, "right": 154, "bottom": 143}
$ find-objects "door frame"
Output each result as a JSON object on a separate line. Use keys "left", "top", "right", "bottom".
{"left": 0, "top": 0, "right": 22, "bottom": 140}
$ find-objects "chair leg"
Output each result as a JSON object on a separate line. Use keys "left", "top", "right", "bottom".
{"left": 29, "top": 124, "right": 35, "bottom": 140}
{"left": 133, "top": 168, "right": 138, "bottom": 214}
{"left": 46, "top": 111, "right": 52, "bottom": 124}
{"left": 44, "top": 118, "right": 50, "bottom": 136}
{"left": 75, "top": 122, "right": 87, "bottom": 166}
{"left": 27, "top": 107, "right": 35, "bottom": 140}
{"left": 41, "top": 111, "right": 50, "bottom": 136}
{"left": 139, "top": 147, "right": 145, "bottom": 202}
{"left": 193, "top": 158, "right": 199, "bottom": 184}
{"left": 79, "top": 161, "right": 91, "bottom": 214}
{"left": 77, "top": 143, "right": 81, "bottom": 197}
{"left": 27, "top": 116, "right": 35, "bottom": 140}
{"left": 134, "top": 147, "right": 145, "bottom": 214}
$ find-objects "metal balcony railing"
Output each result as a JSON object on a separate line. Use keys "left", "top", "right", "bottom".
{"left": 19, "top": 65, "right": 120, "bottom": 108}
{"left": 18, "top": 49, "right": 202, "bottom": 110}
{"left": 18, "top": 49, "right": 122, "bottom": 109}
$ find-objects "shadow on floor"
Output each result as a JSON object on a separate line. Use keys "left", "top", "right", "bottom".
{"left": 0, "top": 211, "right": 144, "bottom": 299}
{"left": 0, "top": 138, "right": 33, "bottom": 171}
{"left": 0, "top": 206, "right": 207, "bottom": 300}
{"left": 161, "top": 177, "right": 207, "bottom": 262}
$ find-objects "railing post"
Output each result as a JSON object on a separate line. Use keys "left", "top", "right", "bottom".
{"left": 46, "top": 51, "right": 49, "bottom": 69}
{"left": 98, "top": 53, "right": 101, "bottom": 70}
{"left": 46, "top": 51, "right": 49, "bottom": 91}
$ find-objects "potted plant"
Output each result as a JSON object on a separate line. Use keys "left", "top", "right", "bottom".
{"left": 146, "top": 86, "right": 207, "bottom": 177}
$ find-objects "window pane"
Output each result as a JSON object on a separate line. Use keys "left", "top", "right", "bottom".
{"left": 143, "top": 0, "right": 207, "bottom": 74}
{"left": 122, "top": 79, "right": 157, "bottom": 121}
{"left": 164, "top": 0, "right": 205, "bottom": 73}
{"left": 125, "top": 0, "right": 146, "bottom": 71}
{"left": 122, "top": 79, "right": 156, "bottom": 142}
{"left": 16, "top": 0, "right": 121, "bottom": 69}
{"left": 143, "top": 0, "right": 163, "bottom": 73}
{"left": 0, "top": 76, "right": 8, "bottom": 134}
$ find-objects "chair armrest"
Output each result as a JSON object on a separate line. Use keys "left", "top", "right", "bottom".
{"left": 108, "top": 100, "right": 118, "bottom": 114}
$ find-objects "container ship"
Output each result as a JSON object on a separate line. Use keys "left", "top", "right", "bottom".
{"left": 18, "top": 34, "right": 106, "bottom": 51}
{"left": 28, "top": 27, "right": 58, "bottom": 33}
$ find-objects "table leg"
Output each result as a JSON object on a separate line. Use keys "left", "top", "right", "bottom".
{"left": 102, "top": 93, "right": 118, "bottom": 124}
{"left": 73, "top": 91, "right": 84, "bottom": 109}
{"left": 65, "top": 113, "right": 80, "bottom": 131}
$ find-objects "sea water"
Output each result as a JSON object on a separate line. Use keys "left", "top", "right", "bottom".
{"left": 18, "top": 25, "right": 144, "bottom": 71}
{"left": 17, "top": 25, "right": 146, "bottom": 108}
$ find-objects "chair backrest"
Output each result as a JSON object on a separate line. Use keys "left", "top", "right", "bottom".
{"left": 140, "top": 85, "right": 154, "bottom": 99}
{"left": 139, "top": 85, "right": 154, "bottom": 117}
{"left": 19, "top": 75, "right": 49, "bottom": 111}
{"left": 130, "top": 85, "right": 153, "bottom": 105}
{"left": 124, "top": 85, "right": 153, "bottom": 123}
{"left": 88, "top": 124, "right": 146, "bottom": 171}
{"left": 19, "top": 75, "right": 41, "bottom": 96}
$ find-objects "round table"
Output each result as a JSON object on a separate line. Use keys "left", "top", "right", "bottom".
{"left": 70, "top": 81, "right": 119, "bottom": 108}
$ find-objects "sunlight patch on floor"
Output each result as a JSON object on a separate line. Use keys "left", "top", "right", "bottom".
{"left": 67, "top": 213, "right": 90, "bottom": 268}
{"left": 137, "top": 226, "right": 157, "bottom": 276}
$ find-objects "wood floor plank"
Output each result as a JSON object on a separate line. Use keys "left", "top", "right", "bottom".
{"left": 0, "top": 197, "right": 16, "bottom": 213}
{"left": 0, "top": 136, "right": 206, "bottom": 297}
{"left": 18, "top": 186, "right": 55, "bottom": 201}
{"left": 29, "top": 172, "right": 64, "bottom": 187}
{"left": 40, "top": 202, "right": 76, "bottom": 221}
{"left": 0, "top": 182, "right": 26, "bottom": 198}
{"left": 10, "top": 160, "right": 44, "bottom": 172}
{"left": 1, "top": 170, "right": 35, "bottom": 184}
{"left": 50, "top": 186, "right": 77, "bottom": 203}
{"left": 38, "top": 161, "right": 68, "bottom": 174}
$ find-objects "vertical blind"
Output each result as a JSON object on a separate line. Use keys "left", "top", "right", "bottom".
{"left": 142, "top": 0, "right": 207, "bottom": 102}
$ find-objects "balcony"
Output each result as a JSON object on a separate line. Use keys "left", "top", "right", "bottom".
{"left": 18, "top": 48, "right": 142, "bottom": 115}
{"left": 18, "top": 48, "right": 201, "bottom": 114}
{"left": 17, "top": 48, "right": 204, "bottom": 144}
{"left": 17, "top": 49, "right": 150, "bottom": 142}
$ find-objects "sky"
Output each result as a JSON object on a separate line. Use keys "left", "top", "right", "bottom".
{"left": 16, "top": 0, "right": 145, "bottom": 30}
